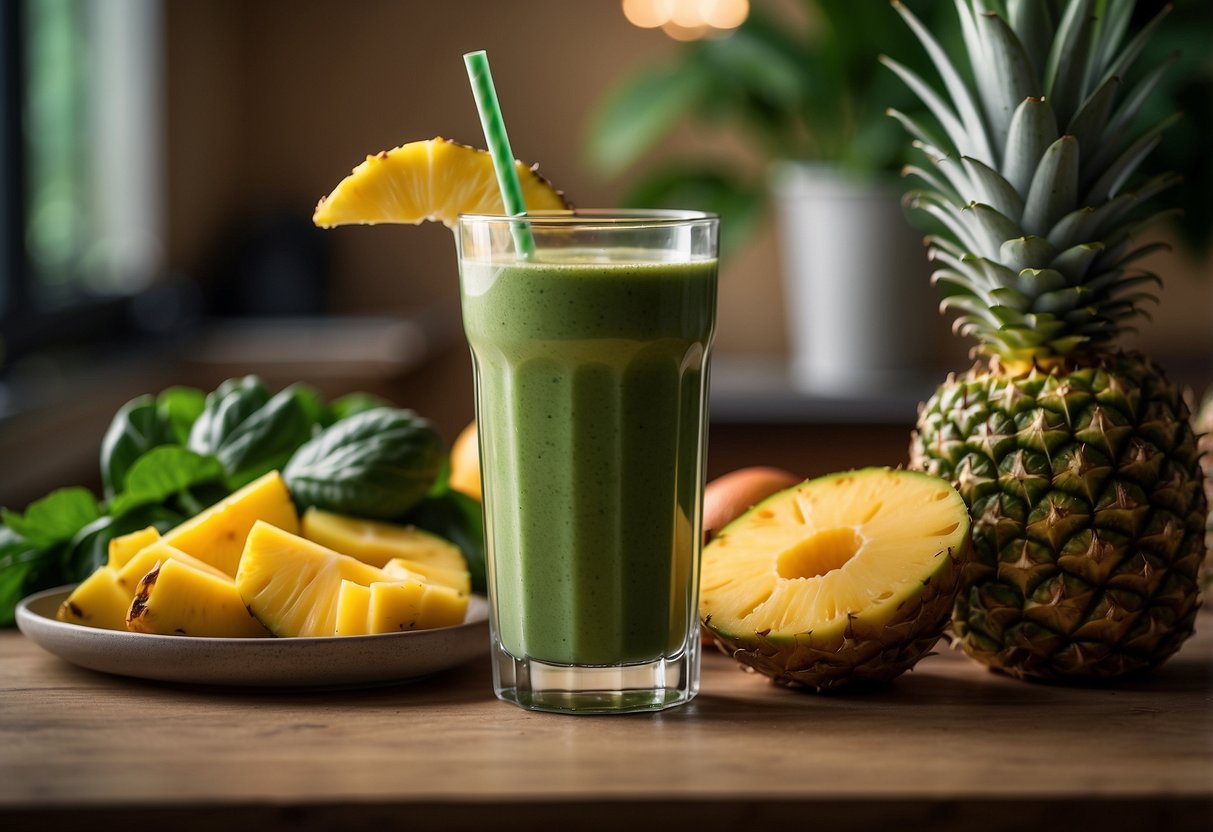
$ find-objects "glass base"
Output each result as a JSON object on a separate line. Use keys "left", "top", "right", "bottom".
{"left": 492, "top": 642, "right": 699, "bottom": 715}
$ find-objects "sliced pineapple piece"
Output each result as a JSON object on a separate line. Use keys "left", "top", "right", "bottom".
{"left": 239, "top": 522, "right": 470, "bottom": 637}
{"left": 382, "top": 557, "right": 470, "bottom": 596}
{"left": 368, "top": 578, "right": 467, "bottom": 634}
{"left": 126, "top": 558, "right": 270, "bottom": 638}
{"left": 367, "top": 578, "right": 426, "bottom": 634}
{"left": 301, "top": 508, "right": 466, "bottom": 571}
{"left": 57, "top": 568, "right": 130, "bottom": 631}
{"left": 237, "top": 521, "right": 394, "bottom": 637}
{"left": 312, "top": 137, "right": 569, "bottom": 229}
{"left": 700, "top": 468, "right": 971, "bottom": 692}
{"left": 106, "top": 526, "right": 161, "bottom": 570}
{"left": 335, "top": 580, "right": 372, "bottom": 637}
{"left": 115, "top": 541, "right": 228, "bottom": 592}
{"left": 162, "top": 470, "right": 299, "bottom": 576}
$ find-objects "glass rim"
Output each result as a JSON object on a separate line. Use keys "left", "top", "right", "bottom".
{"left": 457, "top": 208, "right": 718, "bottom": 228}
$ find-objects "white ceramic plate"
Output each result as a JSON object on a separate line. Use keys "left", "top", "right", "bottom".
{"left": 16, "top": 585, "right": 490, "bottom": 688}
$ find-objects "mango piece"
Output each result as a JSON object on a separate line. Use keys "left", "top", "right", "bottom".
{"left": 126, "top": 558, "right": 270, "bottom": 638}
{"left": 163, "top": 471, "right": 299, "bottom": 576}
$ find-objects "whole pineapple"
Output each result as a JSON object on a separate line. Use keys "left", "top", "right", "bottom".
{"left": 884, "top": 0, "right": 1207, "bottom": 681}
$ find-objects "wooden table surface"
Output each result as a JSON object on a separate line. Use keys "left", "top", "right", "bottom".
{"left": 2, "top": 612, "right": 1211, "bottom": 832}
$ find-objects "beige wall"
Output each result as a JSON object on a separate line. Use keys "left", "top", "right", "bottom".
{"left": 164, "top": 0, "right": 1212, "bottom": 375}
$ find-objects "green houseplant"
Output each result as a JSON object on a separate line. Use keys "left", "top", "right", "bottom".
{"left": 587, "top": 0, "right": 1210, "bottom": 394}
{"left": 586, "top": 0, "right": 956, "bottom": 393}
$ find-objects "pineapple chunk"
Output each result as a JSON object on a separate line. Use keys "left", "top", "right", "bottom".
{"left": 238, "top": 521, "right": 469, "bottom": 637}
{"left": 115, "top": 541, "right": 228, "bottom": 592}
{"left": 59, "top": 541, "right": 223, "bottom": 631}
{"left": 382, "top": 557, "right": 471, "bottom": 596}
{"left": 237, "top": 521, "right": 393, "bottom": 637}
{"left": 367, "top": 578, "right": 426, "bottom": 634}
{"left": 335, "top": 581, "right": 372, "bottom": 637}
{"left": 162, "top": 470, "right": 299, "bottom": 576}
{"left": 301, "top": 507, "right": 466, "bottom": 570}
{"left": 367, "top": 578, "right": 467, "bottom": 634}
{"left": 126, "top": 558, "right": 270, "bottom": 638}
{"left": 57, "top": 568, "right": 130, "bottom": 630}
{"left": 106, "top": 526, "right": 161, "bottom": 569}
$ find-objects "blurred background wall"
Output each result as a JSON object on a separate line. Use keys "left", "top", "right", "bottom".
{"left": 162, "top": 0, "right": 1211, "bottom": 361}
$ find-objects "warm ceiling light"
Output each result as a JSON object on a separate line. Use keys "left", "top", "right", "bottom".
{"left": 669, "top": 0, "right": 705, "bottom": 28}
{"left": 700, "top": 0, "right": 749, "bottom": 29}
{"left": 662, "top": 21, "right": 710, "bottom": 41}
{"left": 622, "top": 0, "right": 673, "bottom": 28}
{"left": 623, "top": 0, "right": 748, "bottom": 40}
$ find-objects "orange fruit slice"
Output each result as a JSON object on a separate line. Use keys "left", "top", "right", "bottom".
{"left": 313, "top": 137, "right": 569, "bottom": 228}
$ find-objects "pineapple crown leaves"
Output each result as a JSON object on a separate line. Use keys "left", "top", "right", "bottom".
{"left": 881, "top": 0, "right": 1181, "bottom": 371}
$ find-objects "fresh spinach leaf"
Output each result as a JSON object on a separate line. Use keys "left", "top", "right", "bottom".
{"left": 189, "top": 377, "right": 317, "bottom": 489}
{"left": 64, "top": 515, "right": 117, "bottom": 578}
{"left": 292, "top": 384, "right": 329, "bottom": 431}
{"left": 156, "top": 386, "right": 206, "bottom": 444}
{"left": 284, "top": 408, "right": 445, "bottom": 520}
{"left": 108, "top": 446, "right": 226, "bottom": 519}
{"left": 63, "top": 505, "right": 186, "bottom": 580}
{"left": 0, "top": 528, "right": 51, "bottom": 628}
{"left": 188, "top": 376, "right": 270, "bottom": 454}
{"left": 330, "top": 391, "right": 391, "bottom": 423}
{"left": 100, "top": 395, "right": 171, "bottom": 499}
{"left": 2, "top": 487, "right": 101, "bottom": 549}
{"left": 404, "top": 489, "right": 487, "bottom": 593}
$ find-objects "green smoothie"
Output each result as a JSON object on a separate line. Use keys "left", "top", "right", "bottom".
{"left": 459, "top": 249, "right": 717, "bottom": 666}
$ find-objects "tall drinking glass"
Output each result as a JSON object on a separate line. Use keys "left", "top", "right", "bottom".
{"left": 457, "top": 210, "right": 718, "bottom": 714}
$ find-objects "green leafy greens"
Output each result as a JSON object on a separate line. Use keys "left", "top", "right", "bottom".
{"left": 0, "top": 376, "right": 480, "bottom": 625}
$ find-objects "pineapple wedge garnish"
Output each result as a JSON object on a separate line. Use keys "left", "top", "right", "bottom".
{"left": 312, "top": 137, "right": 569, "bottom": 228}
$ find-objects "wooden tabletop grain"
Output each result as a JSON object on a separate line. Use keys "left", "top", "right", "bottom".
{"left": 2, "top": 612, "right": 1211, "bottom": 832}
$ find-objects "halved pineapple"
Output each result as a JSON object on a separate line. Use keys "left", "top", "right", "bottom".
{"left": 312, "top": 137, "right": 569, "bottom": 228}
{"left": 301, "top": 508, "right": 467, "bottom": 572}
{"left": 700, "top": 468, "right": 971, "bottom": 691}
{"left": 57, "top": 567, "right": 130, "bottom": 630}
{"left": 106, "top": 526, "right": 161, "bottom": 569}
{"left": 239, "top": 521, "right": 471, "bottom": 637}
{"left": 126, "top": 558, "right": 270, "bottom": 638}
{"left": 161, "top": 470, "right": 299, "bottom": 576}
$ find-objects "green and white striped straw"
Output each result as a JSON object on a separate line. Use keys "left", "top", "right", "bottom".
{"left": 463, "top": 50, "right": 535, "bottom": 257}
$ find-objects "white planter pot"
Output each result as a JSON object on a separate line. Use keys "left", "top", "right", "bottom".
{"left": 771, "top": 162, "right": 937, "bottom": 396}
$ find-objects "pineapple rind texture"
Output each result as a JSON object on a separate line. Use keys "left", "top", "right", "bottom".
{"left": 911, "top": 353, "right": 1207, "bottom": 681}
